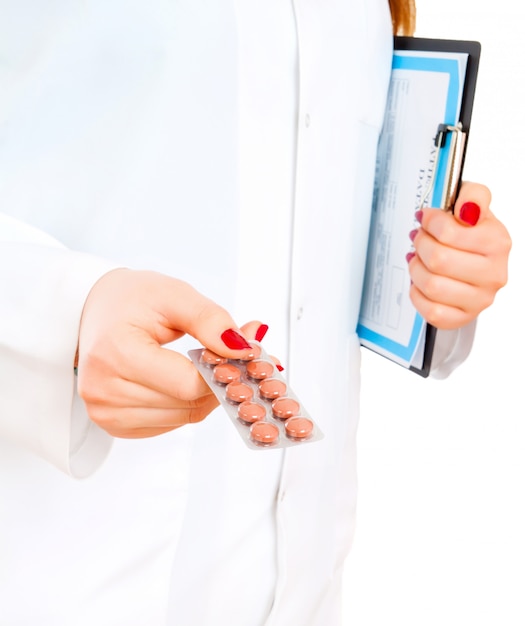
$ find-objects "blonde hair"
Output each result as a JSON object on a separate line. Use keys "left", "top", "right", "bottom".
{"left": 389, "top": 0, "right": 416, "bottom": 35}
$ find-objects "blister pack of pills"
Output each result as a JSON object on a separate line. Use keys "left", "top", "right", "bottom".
{"left": 188, "top": 342, "right": 323, "bottom": 450}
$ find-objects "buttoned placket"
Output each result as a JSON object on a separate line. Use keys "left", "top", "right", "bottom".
{"left": 269, "top": 0, "right": 310, "bottom": 618}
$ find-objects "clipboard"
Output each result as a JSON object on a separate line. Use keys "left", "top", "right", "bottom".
{"left": 357, "top": 36, "right": 481, "bottom": 377}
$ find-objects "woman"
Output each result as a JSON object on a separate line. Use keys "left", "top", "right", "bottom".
{"left": 0, "top": 0, "right": 509, "bottom": 624}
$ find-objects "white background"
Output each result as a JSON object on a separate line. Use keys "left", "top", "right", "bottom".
{"left": 343, "top": 1, "right": 525, "bottom": 624}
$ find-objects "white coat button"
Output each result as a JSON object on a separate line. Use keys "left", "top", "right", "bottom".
{"left": 296, "top": 307, "right": 303, "bottom": 320}
{"left": 305, "top": 113, "right": 311, "bottom": 128}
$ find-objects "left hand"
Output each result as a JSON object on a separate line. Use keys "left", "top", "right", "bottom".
{"left": 407, "top": 181, "right": 511, "bottom": 330}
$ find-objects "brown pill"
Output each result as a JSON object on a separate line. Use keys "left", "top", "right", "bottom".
{"left": 271, "top": 397, "right": 300, "bottom": 420}
{"left": 258, "top": 378, "right": 287, "bottom": 401}
{"left": 225, "top": 382, "right": 254, "bottom": 404}
{"left": 250, "top": 421, "right": 279, "bottom": 446}
{"left": 200, "top": 349, "right": 227, "bottom": 367}
{"left": 237, "top": 401, "right": 266, "bottom": 424}
{"left": 246, "top": 359, "right": 274, "bottom": 381}
{"left": 284, "top": 417, "right": 314, "bottom": 440}
{"left": 238, "top": 343, "right": 262, "bottom": 361}
{"left": 213, "top": 363, "right": 241, "bottom": 385}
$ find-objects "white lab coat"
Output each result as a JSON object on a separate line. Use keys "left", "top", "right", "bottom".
{"left": 0, "top": 1, "right": 473, "bottom": 624}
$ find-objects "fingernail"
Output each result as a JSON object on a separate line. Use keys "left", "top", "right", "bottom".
{"left": 276, "top": 364, "right": 285, "bottom": 372}
{"left": 221, "top": 328, "right": 252, "bottom": 350}
{"left": 409, "top": 228, "right": 419, "bottom": 242}
{"left": 255, "top": 323, "right": 269, "bottom": 342}
{"left": 459, "top": 201, "right": 480, "bottom": 226}
{"left": 415, "top": 210, "right": 423, "bottom": 224}
{"left": 406, "top": 251, "right": 416, "bottom": 263}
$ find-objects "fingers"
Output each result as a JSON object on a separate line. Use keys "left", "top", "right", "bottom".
{"left": 409, "top": 284, "right": 474, "bottom": 330}
{"left": 407, "top": 257, "right": 496, "bottom": 329}
{"left": 157, "top": 276, "right": 254, "bottom": 358}
{"left": 87, "top": 394, "right": 219, "bottom": 438}
{"left": 408, "top": 181, "right": 511, "bottom": 329}
{"left": 418, "top": 199, "right": 493, "bottom": 257}
{"left": 79, "top": 339, "right": 210, "bottom": 402}
{"left": 122, "top": 321, "right": 271, "bottom": 400}
{"left": 126, "top": 320, "right": 271, "bottom": 398}
{"left": 77, "top": 268, "right": 273, "bottom": 437}
{"left": 78, "top": 345, "right": 220, "bottom": 437}
{"left": 239, "top": 320, "right": 269, "bottom": 341}
{"left": 414, "top": 196, "right": 510, "bottom": 289}
{"left": 411, "top": 227, "right": 490, "bottom": 286}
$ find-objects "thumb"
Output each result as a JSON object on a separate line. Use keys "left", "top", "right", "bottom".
{"left": 453, "top": 181, "right": 492, "bottom": 227}
{"left": 160, "top": 277, "right": 254, "bottom": 359}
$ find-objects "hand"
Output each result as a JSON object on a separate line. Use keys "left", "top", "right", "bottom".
{"left": 407, "top": 181, "right": 511, "bottom": 330}
{"left": 76, "top": 269, "right": 265, "bottom": 438}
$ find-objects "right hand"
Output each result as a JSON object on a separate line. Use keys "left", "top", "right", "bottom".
{"left": 76, "top": 268, "right": 258, "bottom": 438}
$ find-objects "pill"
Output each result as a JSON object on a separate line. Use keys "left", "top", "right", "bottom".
{"left": 213, "top": 363, "right": 241, "bottom": 385}
{"left": 200, "top": 349, "right": 228, "bottom": 366}
{"left": 271, "top": 397, "right": 300, "bottom": 420}
{"left": 189, "top": 345, "right": 322, "bottom": 450}
{"left": 237, "top": 401, "right": 266, "bottom": 424}
{"left": 284, "top": 417, "right": 314, "bottom": 440}
{"left": 258, "top": 378, "right": 287, "bottom": 400}
{"left": 226, "top": 382, "right": 254, "bottom": 404}
{"left": 246, "top": 359, "right": 274, "bottom": 380}
{"left": 250, "top": 421, "right": 279, "bottom": 445}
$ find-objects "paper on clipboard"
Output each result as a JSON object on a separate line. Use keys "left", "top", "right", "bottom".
{"left": 357, "top": 37, "right": 481, "bottom": 377}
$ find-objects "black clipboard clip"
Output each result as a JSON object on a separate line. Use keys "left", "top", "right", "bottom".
{"left": 419, "top": 123, "right": 467, "bottom": 213}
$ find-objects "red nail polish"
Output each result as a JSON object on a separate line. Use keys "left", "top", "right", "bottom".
{"left": 406, "top": 251, "right": 416, "bottom": 263}
{"left": 415, "top": 210, "right": 423, "bottom": 224}
{"left": 221, "top": 329, "right": 252, "bottom": 350}
{"left": 459, "top": 201, "right": 480, "bottom": 226}
{"left": 409, "top": 228, "right": 419, "bottom": 242}
{"left": 255, "top": 323, "right": 269, "bottom": 342}
{"left": 276, "top": 364, "right": 284, "bottom": 372}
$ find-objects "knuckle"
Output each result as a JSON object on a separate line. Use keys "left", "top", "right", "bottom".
{"left": 463, "top": 289, "right": 495, "bottom": 317}
{"left": 423, "top": 304, "right": 446, "bottom": 328}
{"left": 488, "top": 227, "right": 512, "bottom": 257}
{"left": 441, "top": 221, "right": 458, "bottom": 244}
{"left": 195, "top": 299, "right": 226, "bottom": 323}
{"left": 424, "top": 247, "right": 449, "bottom": 275}
{"left": 188, "top": 396, "right": 218, "bottom": 423}
{"left": 419, "top": 274, "right": 443, "bottom": 302}
{"left": 460, "top": 181, "right": 492, "bottom": 206}
{"left": 428, "top": 217, "right": 456, "bottom": 247}
{"left": 173, "top": 374, "right": 208, "bottom": 403}
{"left": 483, "top": 291, "right": 496, "bottom": 310}
{"left": 423, "top": 304, "right": 463, "bottom": 330}
{"left": 484, "top": 266, "right": 508, "bottom": 294}
{"left": 501, "top": 233, "right": 513, "bottom": 256}
{"left": 479, "top": 183, "right": 492, "bottom": 205}
{"left": 188, "top": 409, "right": 207, "bottom": 424}
{"left": 85, "top": 404, "right": 118, "bottom": 431}
{"left": 493, "top": 272, "right": 507, "bottom": 292}
{"left": 482, "top": 183, "right": 492, "bottom": 203}
{"left": 76, "top": 374, "right": 105, "bottom": 405}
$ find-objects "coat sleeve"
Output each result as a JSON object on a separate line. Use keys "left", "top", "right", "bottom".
{"left": 0, "top": 213, "right": 117, "bottom": 477}
{"left": 429, "top": 321, "right": 477, "bottom": 380}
